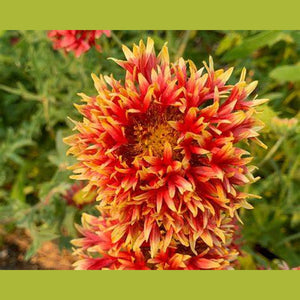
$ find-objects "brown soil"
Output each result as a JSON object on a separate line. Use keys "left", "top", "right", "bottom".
{"left": 0, "top": 228, "right": 75, "bottom": 270}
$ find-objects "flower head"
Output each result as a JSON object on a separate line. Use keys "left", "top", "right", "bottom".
{"left": 65, "top": 38, "right": 266, "bottom": 269}
{"left": 48, "top": 30, "right": 111, "bottom": 57}
{"left": 72, "top": 210, "right": 238, "bottom": 270}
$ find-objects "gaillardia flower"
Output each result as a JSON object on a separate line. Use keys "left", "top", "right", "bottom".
{"left": 48, "top": 30, "right": 111, "bottom": 57}
{"left": 72, "top": 211, "right": 238, "bottom": 270}
{"left": 64, "top": 38, "right": 267, "bottom": 269}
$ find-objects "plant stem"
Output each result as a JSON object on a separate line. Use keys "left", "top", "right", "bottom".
{"left": 110, "top": 31, "right": 123, "bottom": 48}
{"left": 0, "top": 84, "right": 43, "bottom": 102}
{"left": 258, "top": 135, "right": 285, "bottom": 168}
{"left": 174, "top": 30, "right": 191, "bottom": 61}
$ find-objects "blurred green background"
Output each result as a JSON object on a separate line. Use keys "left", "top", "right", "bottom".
{"left": 0, "top": 30, "right": 299, "bottom": 269}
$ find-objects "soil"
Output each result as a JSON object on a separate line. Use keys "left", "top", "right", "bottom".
{"left": 0, "top": 228, "right": 75, "bottom": 270}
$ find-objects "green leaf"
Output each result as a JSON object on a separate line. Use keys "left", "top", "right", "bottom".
{"left": 269, "top": 64, "right": 300, "bottom": 82}
{"left": 223, "top": 31, "right": 288, "bottom": 61}
{"left": 24, "top": 228, "right": 59, "bottom": 260}
{"left": 215, "top": 32, "right": 242, "bottom": 56}
{"left": 10, "top": 166, "right": 26, "bottom": 202}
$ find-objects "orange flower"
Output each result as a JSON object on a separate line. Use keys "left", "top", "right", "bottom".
{"left": 72, "top": 210, "right": 237, "bottom": 270}
{"left": 65, "top": 38, "right": 266, "bottom": 269}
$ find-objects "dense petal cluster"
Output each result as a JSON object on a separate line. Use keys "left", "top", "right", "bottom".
{"left": 65, "top": 38, "right": 266, "bottom": 269}
{"left": 48, "top": 30, "right": 111, "bottom": 57}
{"left": 72, "top": 210, "right": 238, "bottom": 270}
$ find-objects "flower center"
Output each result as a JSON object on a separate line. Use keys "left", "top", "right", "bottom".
{"left": 134, "top": 121, "right": 178, "bottom": 157}
{"left": 120, "top": 105, "right": 182, "bottom": 162}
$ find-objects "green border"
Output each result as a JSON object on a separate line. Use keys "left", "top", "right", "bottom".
{"left": 0, "top": 0, "right": 299, "bottom": 29}
{"left": 1, "top": 1, "right": 300, "bottom": 299}
{"left": 1, "top": 270, "right": 299, "bottom": 299}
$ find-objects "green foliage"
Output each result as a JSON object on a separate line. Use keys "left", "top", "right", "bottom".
{"left": 223, "top": 31, "right": 294, "bottom": 61}
{"left": 270, "top": 65, "right": 300, "bottom": 82}
{"left": 0, "top": 30, "right": 299, "bottom": 268}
